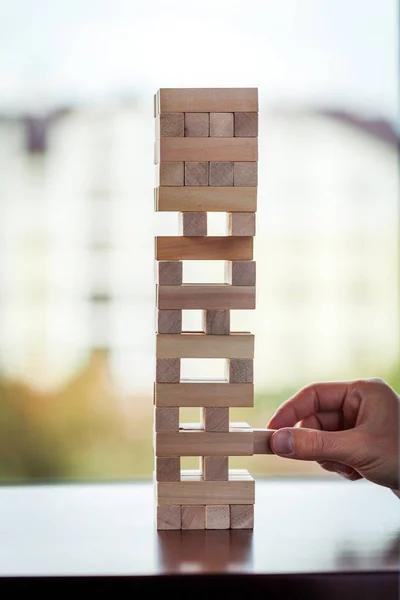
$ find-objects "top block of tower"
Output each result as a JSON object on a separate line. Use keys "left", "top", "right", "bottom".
{"left": 155, "top": 88, "right": 258, "bottom": 114}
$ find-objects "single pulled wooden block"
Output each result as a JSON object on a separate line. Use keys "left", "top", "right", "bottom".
{"left": 206, "top": 505, "right": 230, "bottom": 529}
{"left": 202, "top": 456, "right": 229, "bottom": 481}
{"left": 233, "top": 162, "right": 258, "bottom": 186}
{"left": 155, "top": 382, "right": 254, "bottom": 408}
{"left": 156, "top": 358, "right": 180, "bottom": 383}
{"left": 181, "top": 505, "right": 206, "bottom": 530}
{"left": 230, "top": 504, "right": 254, "bottom": 529}
{"left": 156, "top": 236, "right": 253, "bottom": 261}
{"left": 154, "top": 407, "right": 179, "bottom": 432}
{"left": 156, "top": 332, "right": 254, "bottom": 359}
{"left": 234, "top": 113, "right": 258, "bottom": 137}
{"left": 228, "top": 212, "right": 256, "bottom": 236}
{"left": 158, "top": 284, "right": 255, "bottom": 310}
{"left": 202, "top": 407, "right": 229, "bottom": 432}
{"left": 156, "top": 186, "right": 257, "bottom": 212}
{"left": 156, "top": 457, "right": 181, "bottom": 482}
{"left": 160, "top": 138, "right": 258, "bottom": 162}
{"left": 226, "top": 260, "right": 256, "bottom": 286}
{"left": 210, "top": 113, "right": 234, "bottom": 137}
{"left": 184, "top": 113, "right": 210, "bottom": 137}
{"left": 155, "top": 427, "right": 254, "bottom": 457}
{"left": 159, "top": 162, "right": 184, "bottom": 186}
{"left": 158, "top": 261, "right": 183, "bottom": 286}
{"left": 179, "top": 212, "right": 207, "bottom": 236}
{"left": 185, "top": 161, "right": 209, "bottom": 186}
{"left": 158, "top": 113, "right": 185, "bottom": 137}
{"left": 253, "top": 429, "right": 275, "bottom": 454}
{"left": 157, "top": 309, "right": 182, "bottom": 334}
{"left": 157, "top": 505, "right": 181, "bottom": 530}
{"left": 228, "top": 358, "right": 254, "bottom": 383}
{"left": 209, "top": 162, "right": 234, "bottom": 186}
{"left": 203, "top": 310, "right": 230, "bottom": 334}
{"left": 158, "top": 88, "right": 258, "bottom": 113}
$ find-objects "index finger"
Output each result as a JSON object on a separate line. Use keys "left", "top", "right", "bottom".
{"left": 267, "top": 381, "right": 350, "bottom": 429}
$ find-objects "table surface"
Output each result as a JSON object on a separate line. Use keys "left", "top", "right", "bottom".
{"left": 1, "top": 478, "right": 399, "bottom": 577}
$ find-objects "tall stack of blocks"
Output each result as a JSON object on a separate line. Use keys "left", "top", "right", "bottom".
{"left": 154, "top": 88, "right": 271, "bottom": 530}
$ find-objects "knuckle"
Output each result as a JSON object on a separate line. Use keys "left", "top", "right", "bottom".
{"left": 304, "top": 430, "right": 325, "bottom": 455}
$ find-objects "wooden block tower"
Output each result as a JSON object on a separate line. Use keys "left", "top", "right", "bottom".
{"left": 154, "top": 88, "right": 270, "bottom": 530}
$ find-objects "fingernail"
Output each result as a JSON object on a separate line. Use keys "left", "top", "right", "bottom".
{"left": 272, "top": 430, "right": 294, "bottom": 456}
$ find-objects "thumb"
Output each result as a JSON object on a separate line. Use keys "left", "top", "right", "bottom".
{"left": 271, "top": 427, "right": 359, "bottom": 464}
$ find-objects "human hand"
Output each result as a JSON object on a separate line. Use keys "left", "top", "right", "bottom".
{"left": 268, "top": 378, "right": 399, "bottom": 491}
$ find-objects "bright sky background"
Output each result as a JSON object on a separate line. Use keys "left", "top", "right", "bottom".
{"left": 0, "top": 0, "right": 397, "bottom": 120}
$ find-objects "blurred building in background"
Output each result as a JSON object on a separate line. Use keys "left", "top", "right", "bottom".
{"left": 0, "top": 101, "right": 398, "bottom": 395}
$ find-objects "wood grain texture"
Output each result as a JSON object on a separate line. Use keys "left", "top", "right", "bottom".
{"left": 203, "top": 310, "right": 230, "bottom": 334}
{"left": 228, "top": 212, "right": 256, "bottom": 236}
{"left": 230, "top": 504, "right": 254, "bottom": 529}
{"left": 233, "top": 162, "right": 258, "bottom": 186}
{"left": 210, "top": 113, "right": 234, "bottom": 137}
{"left": 156, "top": 186, "right": 257, "bottom": 212}
{"left": 157, "top": 471, "right": 255, "bottom": 505}
{"left": 156, "top": 236, "right": 253, "bottom": 260}
{"left": 228, "top": 359, "right": 253, "bottom": 383}
{"left": 179, "top": 211, "right": 207, "bottom": 236}
{"left": 155, "top": 428, "right": 254, "bottom": 457}
{"left": 156, "top": 358, "right": 180, "bottom": 383}
{"left": 160, "top": 138, "right": 257, "bottom": 162}
{"left": 157, "top": 113, "right": 185, "bottom": 137}
{"left": 202, "top": 407, "right": 229, "bottom": 432}
{"left": 181, "top": 505, "right": 205, "bottom": 530}
{"left": 184, "top": 162, "right": 209, "bottom": 186}
{"left": 159, "top": 88, "right": 258, "bottom": 113}
{"left": 156, "top": 333, "right": 254, "bottom": 359}
{"left": 156, "top": 505, "right": 181, "bottom": 530}
{"left": 154, "top": 407, "right": 179, "bottom": 432}
{"left": 157, "top": 309, "right": 182, "bottom": 334}
{"left": 202, "top": 456, "right": 229, "bottom": 481}
{"left": 157, "top": 284, "right": 255, "bottom": 310}
{"left": 206, "top": 505, "right": 230, "bottom": 529}
{"left": 225, "top": 261, "right": 256, "bottom": 286}
{"left": 209, "top": 162, "right": 234, "bottom": 186}
{"left": 159, "top": 162, "right": 184, "bottom": 186}
{"left": 156, "top": 457, "right": 180, "bottom": 482}
{"left": 184, "top": 113, "right": 210, "bottom": 137}
{"left": 234, "top": 112, "right": 258, "bottom": 137}
{"left": 158, "top": 261, "right": 183, "bottom": 286}
{"left": 253, "top": 429, "right": 275, "bottom": 454}
{"left": 155, "top": 382, "right": 254, "bottom": 407}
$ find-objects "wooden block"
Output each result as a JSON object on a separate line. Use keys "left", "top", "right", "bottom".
{"left": 179, "top": 212, "right": 207, "bottom": 236}
{"left": 156, "top": 457, "right": 180, "bottom": 481}
{"left": 228, "top": 213, "right": 256, "bottom": 236}
{"left": 210, "top": 113, "right": 234, "bottom": 137}
{"left": 253, "top": 429, "right": 275, "bottom": 454}
{"left": 156, "top": 358, "right": 180, "bottom": 383}
{"left": 226, "top": 261, "right": 256, "bottom": 286}
{"left": 202, "top": 407, "right": 229, "bottom": 432}
{"left": 158, "top": 113, "right": 185, "bottom": 137}
{"left": 157, "top": 284, "right": 255, "bottom": 310}
{"left": 206, "top": 505, "right": 230, "bottom": 529}
{"left": 181, "top": 505, "right": 205, "bottom": 530}
{"left": 234, "top": 113, "right": 258, "bottom": 137}
{"left": 157, "top": 471, "right": 255, "bottom": 505}
{"left": 233, "top": 162, "right": 257, "bottom": 186}
{"left": 184, "top": 113, "right": 209, "bottom": 137}
{"left": 155, "top": 407, "right": 179, "bottom": 432}
{"left": 229, "top": 359, "right": 253, "bottom": 383}
{"left": 203, "top": 310, "right": 230, "bottom": 334}
{"left": 157, "top": 309, "right": 182, "bottom": 333}
{"left": 156, "top": 236, "right": 253, "bottom": 261}
{"left": 158, "top": 261, "right": 183, "bottom": 285}
{"left": 209, "top": 162, "right": 234, "bottom": 186}
{"left": 156, "top": 186, "right": 257, "bottom": 212}
{"left": 202, "top": 456, "right": 229, "bottom": 481}
{"left": 155, "top": 382, "right": 254, "bottom": 407}
{"left": 184, "top": 162, "right": 209, "bottom": 186}
{"left": 158, "top": 88, "right": 258, "bottom": 113}
{"left": 156, "top": 333, "right": 254, "bottom": 359}
{"left": 157, "top": 505, "right": 181, "bottom": 530}
{"left": 160, "top": 138, "right": 257, "bottom": 162}
{"left": 153, "top": 94, "right": 157, "bottom": 118}
{"left": 159, "top": 162, "right": 184, "bottom": 186}
{"left": 230, "top": 504, "right": 254, "bottom": 529}
{"left": 155, "top": 428, "right": 254, "bottom": 457}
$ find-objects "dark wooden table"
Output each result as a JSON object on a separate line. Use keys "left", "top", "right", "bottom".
{"left": 1, "top": 478, "right": 398, "bottom": 598}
